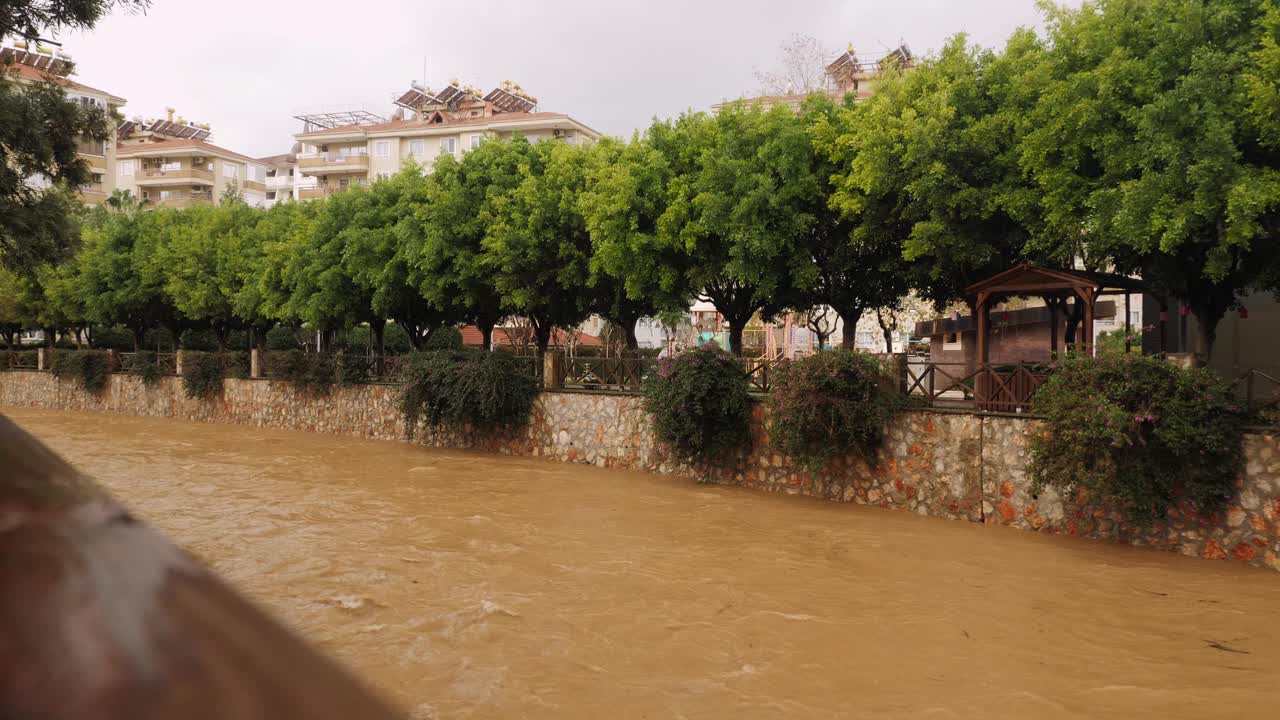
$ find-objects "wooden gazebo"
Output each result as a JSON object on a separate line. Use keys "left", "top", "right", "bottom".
{"left": 967, "top": 263, "right": 1146, "bottom": 363}
{"left": 962, "top": 263, "right": 1145, "bottom": 411}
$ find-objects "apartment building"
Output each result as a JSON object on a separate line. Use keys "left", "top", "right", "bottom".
{"left": 712, "top": 44, "right": 913, "bottom": 113}
{"left": 257, "top": 149, "right": 316, "bottom": 207}
{"left": 1, "top": 43, "right": 127, "bottom": 204}
{"left": 293, "top": 81, "right": 600, "bottom": 199}
{"left": 115, "top": 111, "right": 267, "bottom": 208}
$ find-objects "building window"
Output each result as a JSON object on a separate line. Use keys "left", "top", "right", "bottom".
{"left": 469, "top": 134, "right": 483, "bottom": 149}
{"left": 439, "top": 138, "right": 457, "bottom": 155}
{"left": 266, "top": 191, "right": 276, "bottom": 200}
{"left": 410, "top": 140, "right": 425, "bottom": 157}
{"left": 160, "top": 161, "right": 181, "bottom": 172}
{"left": 375, "top": 172, "right": 392, "bottom": 181}
{"left": 118, "top": 160, "right": 135, "bottom": 177}
{"left": 76, "top": 137, "right": 106, "bottom": 156}
{"left": 223, "top": 163, "right": 240, "bottom": 179}
{"left": 374, "top": 141, "right": 390, "bottom": 158}
{"left": 246, "top": 165, "right": 262, "bottom": 182}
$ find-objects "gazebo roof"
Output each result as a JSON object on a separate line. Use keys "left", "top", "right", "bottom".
{"left": 964, "top": 263, "right": 1145, "bottom": 296}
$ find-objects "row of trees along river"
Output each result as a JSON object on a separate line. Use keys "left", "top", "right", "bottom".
{"left": 2, "top": 0, "right": 1278, "bottom": 360}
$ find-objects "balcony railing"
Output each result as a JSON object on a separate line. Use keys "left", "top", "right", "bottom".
{"left": 297, "top": 152, "right": 369, "bottom": 173}
{"left": 145, "top": 192, "right": 215, "bottom": 208}
{"left": 140, "top": 166, "right": 215, "bottom": 183}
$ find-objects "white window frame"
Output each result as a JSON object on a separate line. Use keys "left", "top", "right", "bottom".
{"left": 118, "top": 159, "right": 135, "bottom": 177}
{"left": 439, "top": 138, "right": 457, "bottom": 155}
{"left": 469, "top": 134, "right": 483, "bottom": 149}
{"left": 410, "top": 140, "right": 426, "bottom": 157}
{"left": 223, "top": 163, "right": 240, "bottom": 179}
{"left": 374, "top": 140, "right": 390, "bottom": 158}
{"left": 375, "top": 171, "right": 392, "bottom": 181}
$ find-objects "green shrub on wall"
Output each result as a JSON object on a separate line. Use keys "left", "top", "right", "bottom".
{"left": 399, "top": 350, "right": 540, "bottom": 438}
{"left": 130, "top": 350, "right": 164, "bottom": 386}
{"left": 643, "top": 346, "right": 752, "bottom": 461}
{"left": 767, "top": 351, "right": 903, "bottom": 468}
{"left": 48, "top": 350, "right": 111, "bottom": 394}
{"left": 182, "top": 352, "right": 229, "bottom": 399}
{"left": 269, "top": 350, "right": 336, "bottom": 396}
{"left": 1029, "top": 354, "right": 1246, "bottom": 524}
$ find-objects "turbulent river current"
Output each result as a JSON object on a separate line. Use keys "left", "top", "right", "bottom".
{"left": 9, "top": 408, "right": 1280, "bottom": 719}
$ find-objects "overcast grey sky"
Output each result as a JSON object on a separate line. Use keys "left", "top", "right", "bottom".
{"left": 57, "top": 0, "right": 1072, "bottom": 158}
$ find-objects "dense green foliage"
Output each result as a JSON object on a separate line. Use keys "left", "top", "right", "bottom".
{"left": 180, "top": 351, "right": 239, "bottom": 399}
{"left": 1029, "top": 354, "right": 1246, "bottom": 523}
{"left": 643, "top": 346, "right": 753, "bottom": 460}
{"left": 129, "top": 349, "right": 162, "bottom": 386}
{"left": 399, "top": 350, "right": 540, "bottom": 437}
{"left": 47, "top": 347, "right": 109, "bottom": 393}
{"left": 767, "top": 351, "right": 902, "bottom": 468}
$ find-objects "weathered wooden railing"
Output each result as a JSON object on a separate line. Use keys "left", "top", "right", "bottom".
{"left": 1233, "top": 368, "right": 1280, "bottom": 418}
{"left": 903, "top": 361, "right": 1052, "bottom": 413}
{"left": 562, "top": 355, "right": 655, "bottom": 391}
{"left": 2, "top": 349, "right": 39, "bottom": 370}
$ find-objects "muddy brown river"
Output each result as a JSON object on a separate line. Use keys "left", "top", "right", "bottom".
{"left": 7, "top": 408, "right": 1280, "bottom": 719}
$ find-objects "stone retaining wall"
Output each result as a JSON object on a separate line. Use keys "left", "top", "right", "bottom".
{"left": 2, "top": 371, "right": 1277, "bottom": 572}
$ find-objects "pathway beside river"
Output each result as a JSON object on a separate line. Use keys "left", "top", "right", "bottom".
{"left": 8, "top": 407, "right": 1279, "bottom": 719}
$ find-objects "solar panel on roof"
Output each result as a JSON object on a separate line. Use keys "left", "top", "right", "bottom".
{"left": 395, "top": 87, "right": 441, "bottom": 111}
{"left": 483, "top": 87, "right": 537, "bottom": 114}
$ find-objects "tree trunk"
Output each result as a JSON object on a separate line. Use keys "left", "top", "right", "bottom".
{"left": 478, "top": 320, "right": 495, "bottom": 351}
{"left": 371, "top": 320, "right": 386, "bottom": 357}
{"left": 534, "top": 321, "right": 553, "bottom": 356}
{"left": 1192, "top": 303, "right": 1228, "bottom": 364}
{"left": 727, "top": 319, "right": 746, "bottom": 356}
{"left": 834, "top": 306, "right": 863, "bottom": 350}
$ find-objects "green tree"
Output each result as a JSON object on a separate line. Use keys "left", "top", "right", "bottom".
{"left": 1021, "top": 0, "right": 1280, "bottom": 358}
{"left": 342, "top": 168, "right": 453, "bottom": 352}
{"left": 160, "top": 203, "right": 264, "bottom": 350}
{"left": 400, "top": 144, "right": 517, "bottom": 350}
{"left": 824, "top": 34, "right": 1048, "bottom": 309}
{"left": 484, "top": 138, "right": 593, "bottom": 354}
{"left": 0, "top": 0, "right": 148, "bottom": 273}
{"left": 591, "top": 107, "right": 816, "bottom": 355}
{"left": 803, "top": 94, "right": 910, "bottom": 348}
{"left": 76, "top": 207, "right": 176, "bottom": 349}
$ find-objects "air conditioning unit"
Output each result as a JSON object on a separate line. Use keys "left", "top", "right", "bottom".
{"left": 552, "top": 129, "right": 562, "bottom": 138}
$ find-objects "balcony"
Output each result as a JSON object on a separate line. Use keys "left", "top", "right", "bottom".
{"left": 265, "top": 175, "right": 292, "bottom": 189}
{"left": 298, "top": 183, "right": 365, "bottom": 200}
{"left": 144, "top": 191, "right": 214, "bottom": 209}
{"left": 136, "top": 166, "right": 215, "bottom": 185}
{"left": 297, "top": 152, "right": 369, "bottom": 175}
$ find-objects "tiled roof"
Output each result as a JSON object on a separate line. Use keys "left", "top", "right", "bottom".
{"left": 255, "top": 153, "right": 296, "bottom": 165}
{"left": 300, "top": 112, "right": 573, "bottom": 138}
{"left": 459, "top": 325, "right": 604, "bottom": 348}
{"left": 3, "top": 62, "right": 126, "bottom": 102}
{"left": 118, "top": 139, "right": 261, "bottom": 164}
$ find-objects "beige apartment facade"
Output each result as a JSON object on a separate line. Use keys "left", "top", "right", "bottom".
{"left": 116, "top": 138, "right": 268, "bottom": 209}
{"left": 2, "top": 44, "right": 127, "bottom": 205}
{"left": 293, "top": 82, "right": 600, "bottom": 199}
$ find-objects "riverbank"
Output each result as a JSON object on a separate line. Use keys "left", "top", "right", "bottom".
{"left": 2, "top": 370, "right": 1279, "bottom": 572}
{"left": 12, "top": 407, "right": 1280, "bottom": 719}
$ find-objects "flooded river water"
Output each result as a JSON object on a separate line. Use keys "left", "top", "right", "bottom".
{"left": 8, "top": 408, "right": 1280, "bottom": 719}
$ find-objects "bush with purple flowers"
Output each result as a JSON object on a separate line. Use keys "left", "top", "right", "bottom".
{"left": 767, "top": 350, "right": 902, "bottom": 469}
{"left": 1029, "top": 353, "right": 1245, "bottom": 523}
{"left": 642, "top": 346, "right": 752, "bottom": 461}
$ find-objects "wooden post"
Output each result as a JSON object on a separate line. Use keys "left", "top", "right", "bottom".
{"left": 250, "top": 348, "right": 261, "bottom": 379}
{"left": 1124, "top": 292, "right": 1132, "bottom": 354}
{"left": 1048, "top": 297, "right": 1060, "bottom": 357}
{"left": 36, "top": 347, "right": 45, "bottom": 371}
{"left": 1081, "top": 288, "right": 1095, "bottom": 356}
{"left": 175, "top": 350, "right": 185, "bottom": 376}
{"left": 543, "top": 349, "right": 564, "bottom": 390}
{"left": 975, "top": 292, "right": 990, "bottom": 409}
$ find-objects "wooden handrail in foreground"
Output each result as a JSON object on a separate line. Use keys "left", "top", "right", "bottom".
{"left": 0, "top": 413, "right": 402, "bottom": 719}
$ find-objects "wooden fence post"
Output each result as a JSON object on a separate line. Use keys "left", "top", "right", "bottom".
{"left": 175, "top": 351, "right": 185, "bottom": 376}
{"left": 543, "top": 350, "right": 564, "bottom": 390}
{"left": 250, "top": 348, "right": 261, "bottom": 379}
{"left": 36, "top": 348, "right": 45, "bottom": 371}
